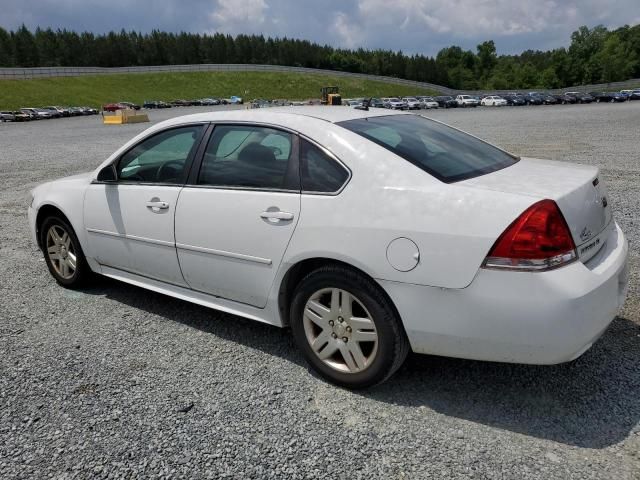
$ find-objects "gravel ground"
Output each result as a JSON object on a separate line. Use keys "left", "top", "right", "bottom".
{"left": 1, "top": 103, "right": 639, "bottom": 479}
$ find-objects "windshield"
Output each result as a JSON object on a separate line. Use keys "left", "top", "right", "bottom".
{"left": 337, "top": 114, "right": 518, "bottom": 183}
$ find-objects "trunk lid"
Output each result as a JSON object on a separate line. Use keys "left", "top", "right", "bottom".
{"left": 461, "top": 157, "right": 612, "bottom": 262}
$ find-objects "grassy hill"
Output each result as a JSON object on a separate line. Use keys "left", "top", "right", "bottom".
{"left": 0, "top": 71, "right": 438, "bottom": 109}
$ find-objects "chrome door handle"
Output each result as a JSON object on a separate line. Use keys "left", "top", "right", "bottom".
{"left": 260, "top": 210, "right": 294, "bottom": 221}
{"left": 146, "top": 200, "right": 170, "bottom": 210}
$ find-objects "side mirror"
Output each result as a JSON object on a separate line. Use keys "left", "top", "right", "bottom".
{"left": 97, "top": 164, "right": 117, "bottom": 182}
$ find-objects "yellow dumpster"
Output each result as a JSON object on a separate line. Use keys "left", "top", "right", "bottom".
{"left": 102, "top": 109, "right": 149, "bottom": 125}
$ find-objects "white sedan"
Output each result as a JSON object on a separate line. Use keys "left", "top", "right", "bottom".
{"left": 28, "top": 108, "right": 629, "bottom": 388}
{"left": 418, "top": 97, "right": 439, "bottom": 109}
{"left": 481, "top": 95, "right": 508, "bottom": 106}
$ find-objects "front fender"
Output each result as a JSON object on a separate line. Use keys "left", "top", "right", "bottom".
{"left": 31, "top": 173, "right": 92, "bottom": 257}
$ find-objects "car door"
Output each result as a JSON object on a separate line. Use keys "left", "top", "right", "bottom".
{"left": 84, "top": 124, "right": 205, "bottom": 286}
{"left": 175, "top": 124, "right": 300, "bottom": 308}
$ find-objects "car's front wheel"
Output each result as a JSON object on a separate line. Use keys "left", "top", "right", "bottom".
{"left": 290, "top": 265, "right": 409, "bottom": 388}
{"left": 40, "top": 216, "right": 92, "bottom": 288}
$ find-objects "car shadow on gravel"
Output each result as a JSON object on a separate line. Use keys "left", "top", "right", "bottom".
{"left": 369, "top": 316, "right": 640, "bottom": 449}
{"left": 82, "top": 278, "right": 639, "bottom": 449}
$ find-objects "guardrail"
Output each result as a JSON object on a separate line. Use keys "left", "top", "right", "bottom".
{"left": 0, "top": 64, "right": 638, "bottom": 95}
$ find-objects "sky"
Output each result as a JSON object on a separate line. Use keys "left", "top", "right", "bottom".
{"left": 3, "top": 0, "right": 640, "bottom": 56}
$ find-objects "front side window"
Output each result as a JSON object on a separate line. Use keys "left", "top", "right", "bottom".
{"left": 198, "top": 125, "right": 295, "bottom": 190}
{"left": 117, "top": 125, "right": 203, "bottom": 184}
{"left": 300, "top": 139, "right": 349, "bottom": 193}
{"left": 337, "top": 115, "right": 518, "bottom": 183}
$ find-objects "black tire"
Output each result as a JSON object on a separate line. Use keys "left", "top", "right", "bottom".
{"left": 290, "top": 265, "right": 410, "bottom": 389}
{"left": 40, "top": 215, "right": 92, "bottom": 289}
{"left": 610, "top": 98, "right": 615, "bottom": 103}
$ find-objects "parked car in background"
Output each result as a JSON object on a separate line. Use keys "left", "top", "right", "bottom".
{"left": 44, "top": 106, "right": 70, "bottom": 117}
{"left": 384, "top": 97, "right": 406, "bottom": 110}
{"left": 1, "top": 111, "right": 15, "bottom": 122}
{"left": 401, "top": 97, "right": 422, "bottom": 110}
{"left": 417, "top": 96, "right": 439, "bottom": 109}
{"left": 229, "top": 96, "right": 244, "bottom": 105}
{"left": 620, "top": 89, "right": 640, "bottom": 100}
{"left": 103, "top": 103, "right": 123, "bottom": 112}
{"left": 68, "top": 107, "right": 85, "bottom": 116}
{"left": 11, "top": 110, "right": 31, "bottom": 121}
{"left": 143, "top": 100, "right": 172, "bottom": 109}
{"left": 251, "top": 99, "right": 273, "bottom": 109}
{"left": 552, "top": 93, "right": 576, "bottom": 105}
{"left": 104, "top": 102, "right": 138, "bottom": 112}
{"left": 456, "top": 95, "right": 479, "bottom": 107}
{"left": 590, "top": 92, "right": 616, "bottom": 103}
{"left": 610, "top": 92, "right": 628, "bottom": 102}
{"left": 199, "top": 98, "right": 221, "bottom": 106}
{"left": 502, "top": 95, "right": 526, "bottom": 106}
{"left": 480, "top": 95, "right": 507, "bottom": 106}
{"left": 119, "top": 102, "right": 141, "bottom": 110}
{"left": 565, "top": 92, "right": 593, "bottom": 104}
{"left": 21, "top": 108, "right": 52, "bottom": 119}
{"left": 538, "top": 94, "right": 557, "bottom": 105}
{"left": 435, "top": 96, "right": 458, "bottom": 108}
{"left": 19, "top": 108, "right": 38, "bottom": 120}
{"left": 521, "top": 94, "right": 543, "bottom": 105}
{"left": 171, "top": 99, "right": 193, "bottom": 107}
{"left": 41, "top": 108, "right": 62, "bottom": 118}
{"left": 80, "top": 107, "right": 99, "bottom": 115}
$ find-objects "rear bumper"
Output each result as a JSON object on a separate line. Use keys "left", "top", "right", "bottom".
{"left": 381, "top": 222, "right": 629, "bottom": 364}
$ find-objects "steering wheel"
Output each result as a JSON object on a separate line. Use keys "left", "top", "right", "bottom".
{"left": 156, "top": 160, "right": 184, "bottom": 182}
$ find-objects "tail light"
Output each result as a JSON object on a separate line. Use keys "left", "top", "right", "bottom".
{"left": 483, "top": 199, "right": 577, "bottom": 271}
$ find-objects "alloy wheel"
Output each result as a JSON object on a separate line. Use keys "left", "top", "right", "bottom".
{"left": 46, "top": 225, "right": 76, "bottom": 279}
{"left": 302, "top": 288, "right": 378, "bottom": 374}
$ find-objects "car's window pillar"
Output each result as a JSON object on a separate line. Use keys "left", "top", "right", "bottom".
{"left": 186, "top": 122, "right": 301, "bottom": 192}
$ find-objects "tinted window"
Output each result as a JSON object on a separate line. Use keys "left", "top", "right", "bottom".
{"left": 300, "top": 139, "right": 349, "bottom": 193}
{"left": 117, "top": 126, "right": 202, "bottom": 183}
{"left": 337, "top": 115, "right": 518, "bottom": 183}
{"left": 199, "top": 125, "right": 294, "bottom": 190}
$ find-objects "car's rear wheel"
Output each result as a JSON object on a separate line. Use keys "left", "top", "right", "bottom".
{"left": 40, "top": 216, "right": 91, "bottom": 288}
{"left": 290, "top": 265, "right": 409, "bottom": 388}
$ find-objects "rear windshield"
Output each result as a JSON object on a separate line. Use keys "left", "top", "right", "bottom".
{"left": 337, "top": 114, "right": 518, "bottom": 183}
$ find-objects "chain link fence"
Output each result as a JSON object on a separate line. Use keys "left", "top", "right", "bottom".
{"left": 0, "top": 63, "right": 638, "bottom": 95}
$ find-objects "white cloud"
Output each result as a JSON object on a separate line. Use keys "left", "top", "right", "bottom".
{"left": 210, "top": 0, "right": 268, "bottom": 31}
{"left": 356, "top": 0, "right": 565, "bottom": 38}
{"left": 331, "top": 11, "right": 365, "bottom": 49}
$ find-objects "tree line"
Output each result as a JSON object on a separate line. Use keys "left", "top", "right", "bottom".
{"left": 0, "top": 24, "right": 638, "bottom": 89}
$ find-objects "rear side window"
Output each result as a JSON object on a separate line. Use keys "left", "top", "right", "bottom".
{"left": 198, "top": 125, "right": 295, "bottom": 190}
{"left": 300, "top": 139, "right": 349, "bottom": 193}
{"left": 338, "top": 115, "right": 517, "bottom": 183}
